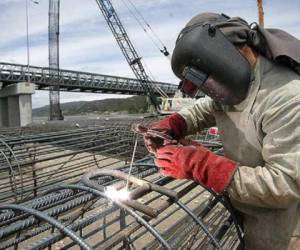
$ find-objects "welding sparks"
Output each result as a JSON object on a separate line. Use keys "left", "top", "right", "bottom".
{"left": 105, "top": 186, "right": 130, "bottom": 202}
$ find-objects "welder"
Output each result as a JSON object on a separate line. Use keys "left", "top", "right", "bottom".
{"left": 139, "top": 13, "right": 300, "bottom": 249}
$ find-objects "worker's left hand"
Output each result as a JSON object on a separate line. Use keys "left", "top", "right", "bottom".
{"left": 154, "top": 143, "right": 238, "bottom": 193}
{"left": 132, "top": 113, "right": 187, "bottom": 154}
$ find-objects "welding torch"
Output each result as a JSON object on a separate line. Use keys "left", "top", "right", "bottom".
{"left": 132, "top": 124, "right": 199, "bottom": 154}
{"left": 132, "top": 124, "right": 178, "bottom": 153}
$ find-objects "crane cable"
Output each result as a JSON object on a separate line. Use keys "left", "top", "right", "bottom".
{"left": 119, "top": 0, "right": 170, "bottom": 58}
{"left": 126, "top": 0, "right": 169, "bottom": 55}
{"left": 126, "top": 0, "right": 166, "bottom": 48}
{"left": 126, "top": 0, "right": 170, "bottom": 58}
{"left": 120, "top": 0, "right": 161, "bottom": 51}
{"left": 143, "top": 62, "right": 169, "bottom": 98}
{"left": 117, "top": 0, "right": 169, "bottom": 98}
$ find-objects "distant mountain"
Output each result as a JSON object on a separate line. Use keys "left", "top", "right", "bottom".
{"left": 33, "top": 96, "right": 148, "bottom": 117}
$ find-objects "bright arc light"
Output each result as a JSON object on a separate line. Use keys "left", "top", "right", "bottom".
{"left": 105, "top": 186, "right": 130, "bottom": 202}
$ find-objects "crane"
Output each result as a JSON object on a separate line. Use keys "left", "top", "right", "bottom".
{"left": 95, "top": 0, "right": 163, "bottom": 111}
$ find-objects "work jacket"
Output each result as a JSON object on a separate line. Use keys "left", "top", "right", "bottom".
{"left": 178, "top": 56, "right": 300, "bottom": 250}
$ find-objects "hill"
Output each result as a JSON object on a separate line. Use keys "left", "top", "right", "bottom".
{"left": 33, "top": 96, "right": 148, "bottom": 117}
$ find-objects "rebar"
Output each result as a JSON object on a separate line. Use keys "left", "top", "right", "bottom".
{"left": 0, "top": 123, "right": 147, "bottom": 203}
{"left": 0, "top": 159, "right": 243, "bottom": 249}
{"left": 0, "top": 204, "right": 92, "bottom": 250}
{"left": 0, "top": 118, "right": 242, "bottom": 249}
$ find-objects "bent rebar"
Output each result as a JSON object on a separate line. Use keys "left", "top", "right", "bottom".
{"left": 0, "top": 204, "right": 92, "bottom": 250}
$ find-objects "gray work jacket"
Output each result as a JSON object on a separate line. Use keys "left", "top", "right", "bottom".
{"left": 179, "top": 56, "right": 300, "bottom": 249}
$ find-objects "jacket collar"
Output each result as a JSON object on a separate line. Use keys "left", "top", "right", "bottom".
{"left": 233, "top": 55, "right": 268, "bottom": 112}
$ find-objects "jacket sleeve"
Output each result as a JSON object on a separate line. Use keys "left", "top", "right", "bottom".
{"left": 228, "top": 94, "right": 300, "bottom": 209}
{"left": 178, "top": 96, "right": 218, "bottom": 135}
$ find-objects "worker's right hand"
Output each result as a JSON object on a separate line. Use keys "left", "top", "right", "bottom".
{"left": 134, "top": 113, "right": 187, "bottom": 153}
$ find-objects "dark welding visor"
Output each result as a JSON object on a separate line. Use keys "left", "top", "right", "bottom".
{"left": 171, "top": 22, "right": 251, "bottom": 104}
{"left": 178, "top": 67, "right": 208, "bottom": 97}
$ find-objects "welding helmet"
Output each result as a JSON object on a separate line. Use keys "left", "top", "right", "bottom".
{"left": 171, "top": 14, "right": 251, "bottom": 105}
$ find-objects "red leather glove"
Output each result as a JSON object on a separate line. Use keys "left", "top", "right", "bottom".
{"left": 154, "top": 143, "right": 237, "bottom": 193}
{"left": 134, "top": 113, "right": 187, "bottom": 153}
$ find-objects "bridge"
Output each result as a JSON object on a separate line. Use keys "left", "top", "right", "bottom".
{"left": 0, "top": 62, "right": 177, "bottom": 95}
{"left": 0, "top": 62, "right": 178, "bottom": 127}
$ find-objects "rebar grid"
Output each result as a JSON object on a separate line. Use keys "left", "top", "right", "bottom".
{"left": 0, "top": 123, "right": 147, "bottom": 204}
{"left": 0, "top": 119, "right": 242, "bottom": 249}
{"left": 0, "top": 159, "right": 243, "bottom": 249}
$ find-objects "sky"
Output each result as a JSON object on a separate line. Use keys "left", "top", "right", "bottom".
{"left": 0, "top": 0, "right": 299, "bottom": 108}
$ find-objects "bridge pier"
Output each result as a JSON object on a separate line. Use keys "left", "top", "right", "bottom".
{"left": 0, "top": 82, "right": 35, "bottom": 127}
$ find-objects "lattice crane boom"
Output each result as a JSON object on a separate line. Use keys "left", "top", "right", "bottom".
{"left": 95, "top": 0, "right": 160, "bottom": 110}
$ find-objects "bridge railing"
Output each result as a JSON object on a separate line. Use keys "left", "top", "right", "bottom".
{"left": 0, "top": 62, "right": 177, "bottom": 95}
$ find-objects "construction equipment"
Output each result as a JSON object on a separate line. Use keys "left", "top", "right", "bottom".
{"left": 95, "top": 0, "right": 202, "bottom": 114}
{"left": 95, "top": 0, "right": 165, "bottom": 111}
{"left": 160, "top": 96, "right": 197, "bottom": 113}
